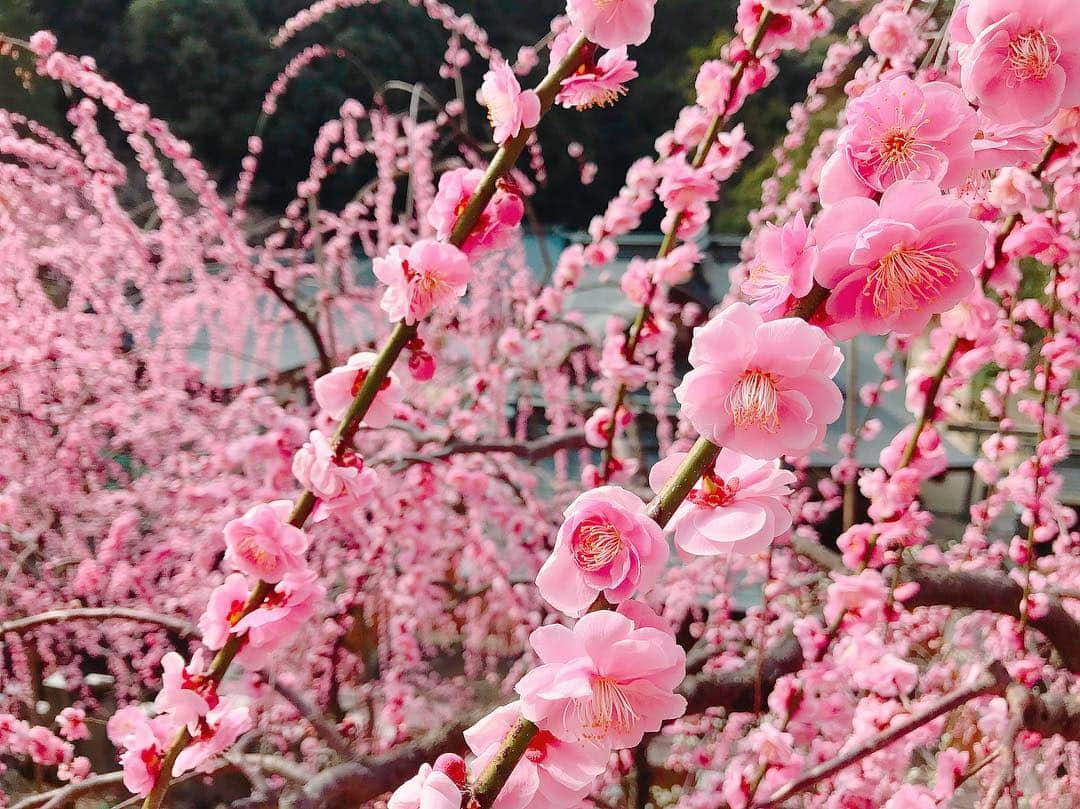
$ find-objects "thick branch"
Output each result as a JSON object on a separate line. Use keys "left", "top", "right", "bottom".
{"left": 283, "top": 710, "right": 486, "bottom": 809}
{"left": 11, "top": 772, "right": 125, "bottom": 809}
{"left": 790, "top": 536, "right": 1080, "bottom": 672}
{"left": 0, "top": 607, "right": 197, "bottom": 639}
{"left": 755, "top": 662, "right": 1012, "bottom": 807}
{"left": 270, "top": 678, "right": 353, "bottom": 760}
{"left": 371, "top": 429, "right": 588, "bottom": 470}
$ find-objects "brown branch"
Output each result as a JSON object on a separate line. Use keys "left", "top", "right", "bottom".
{"left": 270, "top": 678, "right": 354, "bottom": 760}
{"left": 978, "top": 685, "right": 1030, "bottom": 809}
{"left": 11, "top": 755, "right": 311, "bottom": 809}
{"left": 371, "top": 429, "right": 588, "bottom": 470}
{"left": 680, "top": 630, "right": 805, "bottom": 716}
{"left": 754, "top": 662, "right": 1013, "bottom": 807}
{"left": 283, "top": 709, "right": 488, "bottom": 809}
{"left": 263, "top": 271, "right": 334, "bottom": 376}
{"left": 0, "top": 607, "right": 197, "bottom": 639}
{"left": 274, "top": 642, "right": 1080, "bottom": 809}
{"left": 790, "top": 536, "right": 1080, "bottom": 672}
{"left": 10, "top": 772, "right": 125, "bottom": 809}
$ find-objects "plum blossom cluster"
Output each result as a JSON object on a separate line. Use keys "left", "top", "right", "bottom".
{"left": 2, "top": 0, "right": 1080, "bottom": 808}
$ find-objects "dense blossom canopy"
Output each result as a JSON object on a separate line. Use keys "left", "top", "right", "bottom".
{"left": 1, "top": 1, "right": 1078, "bottom": 809}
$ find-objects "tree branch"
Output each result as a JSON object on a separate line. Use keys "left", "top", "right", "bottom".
{"left": 371, "top": 429, "right": 588, "bottom": 470}
{"left": 269, "top": 678, "right": 354, "bottom": 760}
{"left": 754, "top": 662, "right": 1013, "bottom": 807}
{"left": 0, "top": 607, "right": 197, "bottom": 639}
{"left": 263, "top": 271, "right": 334, "bottom": 377}
{"left": 790, "top": 536, "right": 1080, "bottom": 672}
{"left": 283, "top": 710, "right": 488, "bottom": 809}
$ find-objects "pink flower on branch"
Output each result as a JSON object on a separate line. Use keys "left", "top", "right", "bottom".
{"left": 819, "top": 77, "right": 978, "bottom": 201}
{"left": 232, "top": 569, "right": 327, "bottom": 668}
{"left": 480, "top": 61, "right": 541, "bottom": 145}
{"left": 107, "top": 707, "right": 176, "bottom": 797}
{"left": 814, "top": 180, "right": 989, "bottom": 338}
{"left": 373, "top": 240, "right": 472, "bottom": 326}
{"left": 465, "top": 702, "right": 609, "bottom": 809}
{"left": 674, "top": 303, "right": 843, "bottom": 459}
{"left": 292, "top": 429, "right": 378, "bottom": 520}
{"left": 314, "top": 351, "right": 404, "bottom": 427}
{"left": 428, "top": 168, "right": 524, "bottom": 257}
{"left": 199, "top": 573, "right": 251, "bottom": 651}
{"left": 172, "top": 701, "right": 251, "bottom": 777}
{"left": 741, "top": 211, "right": 817, "bottom": 317}
{"left": 154, "top": 651, "right": 217, "bottom": 734}
{"left": 388, "top": 763, "right": 463, "bottom": 809}
{"left": 56, "top": 708, "right": 90, "bottom": 742}
{"left": 515, "top": 603, "right": 686, "bottom": 749}
{"left": 567, "top": 0, "right": 657, "bottom": 49}
{"left": 223, "top": 500, "right": 309, "bottom": 583}
{"left": 650, "top": 448, "right": 795, "bottom": 556}
{"left": 957, "top": 0, "right": 1080, "bottom": 126}
{"left": 551, "top": 33, "right": 638, "bottom": 111}
{"left": 535, "top": 486, "right": 667, "bottom": 617}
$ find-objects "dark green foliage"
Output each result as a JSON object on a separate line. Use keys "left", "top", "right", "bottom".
{"left": 9, "top": 0, "right": 854, "bottom": 231}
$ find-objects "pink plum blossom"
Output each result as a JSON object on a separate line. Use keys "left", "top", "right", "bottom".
{"left": 535, "top": 486, "right": 667, "bottom": 616}
{"left": 232, "top": 569, "right": 327, "bottom": 668}
{"left": 107, "top": 706, "right": 177, "bottom": 797}
{"left": 314, "top": 351, "right": 404, "bottom": 427}
{"left": 695, "top": 60, "right": 741, "bottom": 116}
{"left": 650, "top": 448, "right": 795, "bottom": 556}
{"left": 657, "top": 157, "right": 718, "bottom": 212}
{"left": 988, "top": 167, "right": 1049, "bottom": 214}
{"left": 292, "top": 429, "right": 378, "bottom": 520}
{"left": 154, "top": 651, "right": 216, "bottom": 733}
{"left": 56, "top": 708, "right": 90, "bottom": 742}
{"left": 820, "top": 77, "right": 978, "bottom": 200}
{"left": 584, "top": 406, "right": 631, "bottom": 449}
{"left": 223, "top": 500, "right": 309, "bottom": 583}
{"left": 427, "top": 168, "right": 524, "bottom": 257}
{"left": 172, "top": 701, "right": 251, "bottom": 777}
{"left": 867, "top": 11, "right": 921, "bottom": 65}
{"left": 880, "top": 424, "right": 948, "bottom": 479}
{"left": 551, "top": 32, "right": 638, "bottom": 110}
{"left": 515, "top": 603, "right": 686, "bottom": 748}
{"left": 741, "top": 212, "right": 817, "bottom": 316}
{"left": 373, "top": 240, "right": 472, "bottom": 325}
{"left": 957, "top": 0, "right": 1080, "bottom": 126}
{"left": 566, "top": 0, "right": 657, "bottom": 49}
{"left": 480, "top": 61, "right": 541, "bottom": 144}
{"left": 813, "top": 180, "right": 989, "bottom": 338}
{"left": 199, "top": 573, "right": 251, "bottom": 651}
{"left": 387, "top": 763, "right": 463, "bottom": 809}
{"left": 674, "top": 303, "right": 844, "bottom": 459}
{"left": 465, "top": 702, "right": 609, "bottom": 809}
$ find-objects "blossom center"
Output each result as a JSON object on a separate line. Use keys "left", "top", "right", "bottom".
{"left": 524, "top": 730, "right": 556, "bottom": 763}
{"left": 226, "top": 599, "right": 246, "bottom": 627}
{"left": 866, "top": 244, "right": 957, "bottom": 317}
{"left": 571, "top": 518, "right": 624, "bottom": 571}
{"left": 575, "top": 676, "right": 638, "bottom": 741}
{"left": 140, "top": 746, "right": 164, "bottom": 778}
{"left": 727, "top": 370, "right": 780, "bottom": 433}
{"left": 351, "top": 369, "right": 393, "bottom": 397}
{"left": 688, "top": 472, "right": 741, "bottom": 508}
{"left": 877, "top": 126, "right": 920, "bottom": 173}
{"left": 744, "top": 264, "right": 789, "bottom": 301}
{"left": 233, "top": 534, "right": 276, "bottom": 576}
{"left": 1008, "top": 30, "right": 1060, "bottom": 83}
